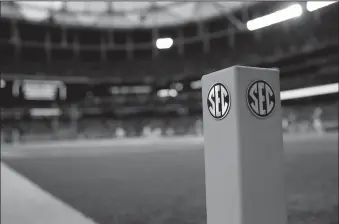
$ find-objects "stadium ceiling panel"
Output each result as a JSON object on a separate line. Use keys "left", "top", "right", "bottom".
{"left": 2, "top": 1, "right": 254, "bottom": 28}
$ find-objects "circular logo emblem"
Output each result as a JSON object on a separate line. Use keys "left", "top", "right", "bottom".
{"left": 207, "top": 83, "right": 231, "bottom": 119}
{"left": 247, "top": 80, "right": 275, "bottom": 118}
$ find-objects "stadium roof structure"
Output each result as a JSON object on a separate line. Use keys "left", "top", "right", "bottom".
{"left": 2, "top": 1, "right": 254, "bottom": 28}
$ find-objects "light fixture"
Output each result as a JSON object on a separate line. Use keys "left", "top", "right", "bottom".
{"left": 156, "top": 37, "right": 173, "bottom": 49}
{"left": 246, "top": 4, "right": 303, "bottom": 31}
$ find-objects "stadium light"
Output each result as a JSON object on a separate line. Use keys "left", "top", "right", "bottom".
{"left": 281, "top": 83, "right": 339, "bottom": 100}
{"left": 246, "top": 4, "right": 303, "bottom": 31}
{"left": 306, "top": 1, "right": 338, "bottom": 11}
{"left": 190, "top": 80, "right": 202, "bottom": 89}
{"left": 157, "top": 88, "right": 178, "bottom": 98}
{"left": 29, "top": 108, "right": 62, "bottom": 117}
{"left": 168, "top": 89, "right": 178, "bottom": 97}
{"left": 103, "top": 85, "right": 152, "bottom": 95}
{"left": 172, "top": 82, "right": 183, "bottom": 91}
{"left": 156, "top": 38, "right": 173, "bottom": 49}
{"left": 157, "top": 89, "right": 169, "bottom": 98}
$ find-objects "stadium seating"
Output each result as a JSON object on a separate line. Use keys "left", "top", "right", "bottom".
{"left": 0, "top": 2, "right": 338, "bottom": 144}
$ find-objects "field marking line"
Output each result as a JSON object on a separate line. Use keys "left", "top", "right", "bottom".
{"left": 1, "top": 162, "right": 99, "bottom": 224}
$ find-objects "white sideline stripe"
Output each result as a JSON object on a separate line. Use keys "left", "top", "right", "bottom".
{"left": 1, "top": 162, "right": 98, "bottom": 224}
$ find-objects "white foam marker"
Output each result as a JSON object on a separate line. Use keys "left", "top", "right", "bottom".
{"left": 202, "top": 65, "right": 286, "bottom": 224}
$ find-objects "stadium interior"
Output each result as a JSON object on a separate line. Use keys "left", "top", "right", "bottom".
{"left": 0, "top": 2, "right": 338, "bottom": 224}
{"left": 1, "top": 1, "right": 338, "bottom": 142}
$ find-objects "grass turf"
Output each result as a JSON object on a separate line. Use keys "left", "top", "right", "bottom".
{"left": 3, "top": 135, "right": 338, "bottom": 224}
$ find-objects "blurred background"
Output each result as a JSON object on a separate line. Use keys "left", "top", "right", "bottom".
{"left": 0, "top": 1, "right": 338, "bottom": 143}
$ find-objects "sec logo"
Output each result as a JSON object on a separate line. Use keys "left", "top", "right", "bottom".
{"left": 247, "top": 80, "right": 275, "bottom": 118}
{"left": 207, "top": 83, "right": 231, "bottom": 119}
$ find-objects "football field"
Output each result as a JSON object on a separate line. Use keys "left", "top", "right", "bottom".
{"left": 2, "top": 133, "right": 338, "bottom": 224}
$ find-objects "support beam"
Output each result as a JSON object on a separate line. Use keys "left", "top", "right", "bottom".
{"left": 44, "top": 31, "right": 52, "bottom": 62}
{"left": 152, "top": 27, "right": 159, "bottom": 58}
{"left": 213, "top": 3, "right": 247, "bottom": 30}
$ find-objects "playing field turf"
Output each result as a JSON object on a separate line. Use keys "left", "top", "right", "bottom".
{"left": 2, "top": 134, "right": 338, "bottom": 224}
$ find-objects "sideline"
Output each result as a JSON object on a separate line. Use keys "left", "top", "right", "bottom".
{"left": 1, "top": 162, "right": 99, "bottom": 224}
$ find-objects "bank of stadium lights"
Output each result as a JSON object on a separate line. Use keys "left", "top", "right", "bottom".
{"left": 157, "top": 89, "right": 178, "bottom": 98}
{"left": 306, "top": 1, "right": 338, "bottom": 11}
{"left": 246, "top": 4, "right": 303, "bottom": 31}
{"left": 172, "top": 82, "right": 183, "bottom": 91}
{"left": 190, "top": 80, "right": 201, "bottom": 90}
{"left": 29, "top": 108, "right": 62, "bottom": 117}
{"left": 157, "top": 83, "right": 183, "bottom": 98}
{"left": 280, "top": 83, "right": 339, "bottom": 100}
{"left": 110, "top": 86, "right": 151, "bottom": 95}
{"left": 156, "top": 37, "right": 173, "bottom": 50}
